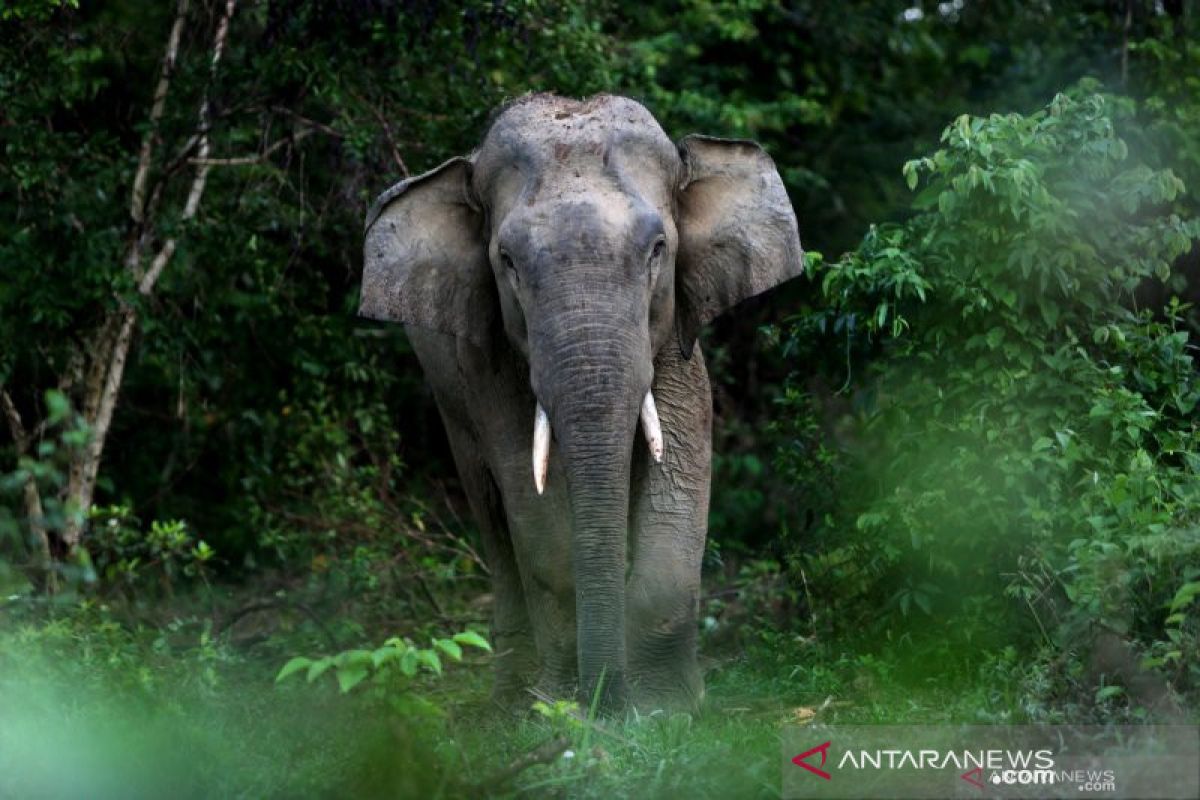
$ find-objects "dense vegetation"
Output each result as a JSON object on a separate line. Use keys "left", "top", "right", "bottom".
{"left": 2, "top": 1, "right": 1197, "bottom": 797}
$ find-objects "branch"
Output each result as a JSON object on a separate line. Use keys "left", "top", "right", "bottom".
{"left": 187, "top": 126, "right": 315, "bottom": 166}
{"left": 64, "top": 0, "right": 240, "bottom": 550}
{"left": 0, "top": 387, "right": 29, "bottom": 453}
{"left": 476, "top": 736, "right": 570, "bottom": 791}
{"left": 181, "top": 0, "right": 237, "bottom": 221}
{"left": 1, "top": 385, "right": 55, "bottom": 590}
{"left": 215, "top": 599, "right": 339, "bottom": 651}
{"left": 130, "top": 0, "right": 191, "bottom": 225}
{"left": 269, "top": 106, "right": 344, "bottom": 139}
{"left": 137, "top": 0, "right": 238, "bottom": 297}
{"left": 350, "top": 89, "right": 409, "bottom": 177}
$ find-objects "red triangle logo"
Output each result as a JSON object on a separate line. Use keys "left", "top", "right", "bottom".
{"left": 792, "top": 741, "right": 832, "bottom": 780}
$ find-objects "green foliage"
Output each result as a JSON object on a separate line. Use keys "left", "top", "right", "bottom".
{"left": 0, "top": 389, "right": 88, "bottom": 581}
{"left": 782, "top": 85, "right": 1200, "bottom": 704}
{"left": 276, "top": 628, "right": 491, "bottom": 697}
{"left": 0, "top": 0, "right": 624, "bottom": 577}
{"left": 0, "top": 0, "right": 76, "bottom": 22}
{"left": 88, "top": 505, "right": 214, "bottom": 593}
{"left": 3, "top": 7, "right": 1200, "bottom": 791}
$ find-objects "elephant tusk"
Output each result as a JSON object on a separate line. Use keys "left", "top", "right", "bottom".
{"left": 640, "top": 391, "right": 664, "bottom": 464}
{"left": 532, "top": 402, "right": 551, "bottom": 495}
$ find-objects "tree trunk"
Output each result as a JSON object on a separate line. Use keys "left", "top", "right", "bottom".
{"left": 56, "top": 0, "right": 237, "bottom": 556}
{"left": 1, "top": 388, "right": 56, "bottom": 592}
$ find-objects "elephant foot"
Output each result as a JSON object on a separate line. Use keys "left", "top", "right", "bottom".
{"left": 577, "top": 668, "right": 629, "bottom": 715}
{"left": 489, "top": 630, "right": 539, "bottom": 713}
{"left": 629, "top": 668, "right": 705, "bottom": 715}
{"left": 489, "top": 674, "right": 535, "bottom": 714}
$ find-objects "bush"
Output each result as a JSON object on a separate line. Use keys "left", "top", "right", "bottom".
{"left": 781, "top": 84, "right": 1200, "bottom": 705}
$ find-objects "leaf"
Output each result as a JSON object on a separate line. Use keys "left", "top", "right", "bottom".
{"left": 433, "top": 638, "right": 462, "bottom": 661}
{"left": 955, "top": 113, "right": 972, "bottom": 141}
{"left": 306, "top": 657, "right": 333, "bottom": 684}
{"left": 275, "top": 656, "right": 312, "bottom": 683}
{"left": 1095, "top": 685, "right": 1124, "bottom": 702}
{"left": 415, "top": 649, "right": 442, "bottom": 676}
{"left": 399, "top": 648, "right": 419, "bottom": 677}
{"left": 44, "top": 389, "right": 70, "bottom": 424}
{"left": 1169, "top": 581, "right": 1200, "bottom": 612}
{"left": 452, "top": 630, "right": 493, "bottom": 653}
{"left": 371, "top": 646, "right": 396, "bottom": 669}
{"left": 913, "top": 593, "right": 932, "bottom": 615}
{"left": 337, "top": 666, "right": 369, "bottom": 694}
{"left": 336, "top": 649, "right": 373, "bottom": 668}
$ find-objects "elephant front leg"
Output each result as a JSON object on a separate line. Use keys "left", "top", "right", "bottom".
{"left": 503, "top": 466, "right": 580, "bottom": 701}
{"left": 437, "top": 421, "right": 540, "bottom": 710}
{"left": 626, "top": 343, "right": 712, "bottom": 712}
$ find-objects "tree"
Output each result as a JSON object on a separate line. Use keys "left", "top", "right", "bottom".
{"left": 1, "top": 0, "right": 239, "bottom": 574}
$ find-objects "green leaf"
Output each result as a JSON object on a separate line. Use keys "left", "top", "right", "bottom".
{"left": 433, "top": 638, "right": 463, "bottom": 661}
{"left": 44, "top": 389, "right": 70, "bottom": 424}
{"left": 1095, "top": 685, "right": 1124, "bottom": 702}
{"left": 415, "top": 649, "right": 442, "bottom": 676}
{"left": 955, "top": 113, "right": 971, "bottom": 141}
{"left": 372, "top": 646, "right": 398, "bottom": 669}
{"left": 275, "top": 656, "right": 312, "bottom": 683}
{"left": 306, "top": 657, "right": 333, "bottom": 684}
{"left": 336, "top": 649, "right": 373, "bottom": 668}
{"left": 452, "top": 630, "right": 493, "bottom": 653}
{"left": 1169, "top": 581, "right": 1200, "bottom": 612}
{"left": 337, "top": 666, "right": 369, "bottom": 694}
{"left": 399, "top": 648, "right": 419, "bottom": 677}
{"left": 913, "top": 592, "right": 933, "bottom": 615}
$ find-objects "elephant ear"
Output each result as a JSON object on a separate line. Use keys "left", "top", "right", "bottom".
{"left": 360, "top": 157, "right": 493, "bottom": 349}
{"left": 674, "top": 135, "right": 804, "bottom": 357}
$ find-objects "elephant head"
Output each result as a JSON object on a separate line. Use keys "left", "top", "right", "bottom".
{"left": 360, "top": 94, "right": 803, "bottom": 707}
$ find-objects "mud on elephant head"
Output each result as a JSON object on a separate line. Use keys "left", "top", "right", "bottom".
{"left": 360, "top": 93, "right": 803, "bottom": 712}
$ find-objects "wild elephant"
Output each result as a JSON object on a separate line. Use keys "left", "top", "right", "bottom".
{"left": 360, "top": 93, "right": 803, "bottom": 712}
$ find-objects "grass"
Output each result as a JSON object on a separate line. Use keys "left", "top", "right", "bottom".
{"left": 0, "top": 590, "right": 1040, "bottom": 799}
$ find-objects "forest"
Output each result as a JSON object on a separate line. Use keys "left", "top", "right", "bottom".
{"left": 1, "top": 1, "right": 1198, "bottom": 797}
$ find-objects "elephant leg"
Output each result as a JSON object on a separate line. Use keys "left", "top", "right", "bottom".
{"left": 439, "top": 419, "right": 540, "bottom": 709}
{"left": 488, "top": 439, "right": 579, "bottom": 700}
{"left": 452, "top": 341, "right": 580, "bottom": 703}
{"left": 408, "top": 328, "right": 539, "bottom": 708}
{"left": 626, "top": 343, "right": 712, "bottom": 711}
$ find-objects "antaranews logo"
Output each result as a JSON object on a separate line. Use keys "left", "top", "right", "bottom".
{"left": 790, "top": 740, "right": 1057, "bottom": 788}
{"left": 783, "top": 724, "right": 1199, "bottom": 800}
{"left": 791, "top": 741, "right": 832, "bottom": 781}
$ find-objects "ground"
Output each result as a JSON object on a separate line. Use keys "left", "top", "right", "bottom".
{"left": 0, "top": 582, "right": 1033, "bottom": 799}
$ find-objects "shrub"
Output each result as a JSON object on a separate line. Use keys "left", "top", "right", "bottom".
{"left": 782, "top": 84, "right": 1200, "bottom": 704}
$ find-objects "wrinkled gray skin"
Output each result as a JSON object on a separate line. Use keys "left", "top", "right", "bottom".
{"left": 360, "top": 94, "right": 803, "bottom": 712}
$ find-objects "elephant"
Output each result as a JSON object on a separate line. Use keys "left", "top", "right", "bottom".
{"left": 360, "top": 93, "right": 803, "bottom": 712}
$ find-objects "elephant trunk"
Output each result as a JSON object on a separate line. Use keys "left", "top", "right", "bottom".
{"left": 533, "top": 314, "right": 653, "bottom": 710}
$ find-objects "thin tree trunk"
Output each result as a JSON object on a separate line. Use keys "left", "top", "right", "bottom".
{"left": 1, "top": 388, "right": 56, "bottom": 592}
{"left": 59, "top": 0, "right": 238, "bottom": 552}
{"left": 62, "top": 308, "right": 136, "bottom": 550}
